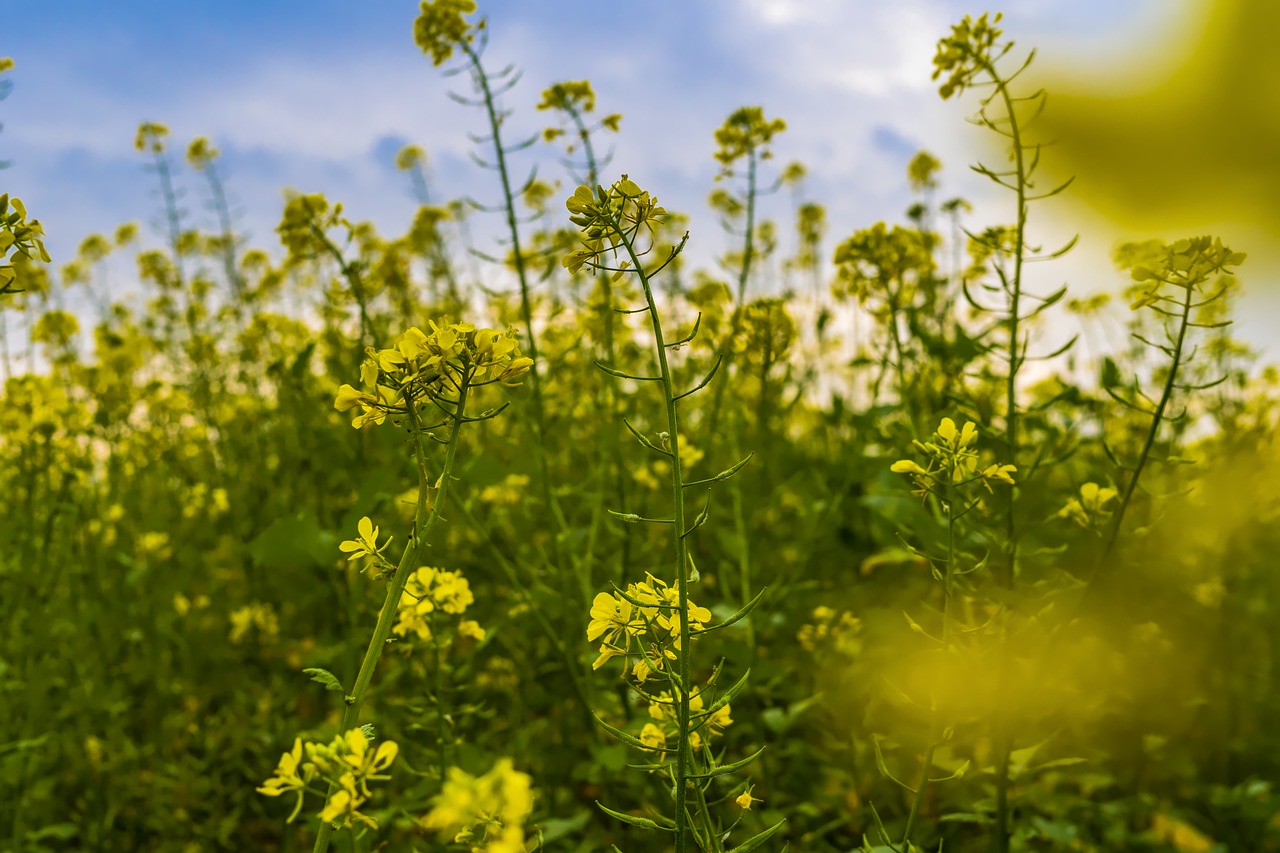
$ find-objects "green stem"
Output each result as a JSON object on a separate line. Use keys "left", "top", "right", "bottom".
{"left": 706, "top": 149, "right": 759, "bottom": 441}
{"left": 987, "top": 63, "right": 1028, "bottom": 853}
{"left": 1091, "top": 277, "right": 1195, "bottom": 588}
{"left": 460, "top": 44, "right": 560, "bottom": 564}
{"left": 312, "top": 226, "right": 372, "bottom": 351}
{"left": 900, "top": 480, "right": 958, "bottom": 849}
{"left": 567, "top": 104, "right": 632, "bottom": 588}
{"left": 312, "top": 380, "right": 470, "bottom": 853}
{"left": 201, "top": 158, "right": 246, "bottom": 321}
{"left": 885, "top": 281, "right": 917, "bottom": 440}
{"left": 609, "top": 213, "right": 695, "bottom": 852}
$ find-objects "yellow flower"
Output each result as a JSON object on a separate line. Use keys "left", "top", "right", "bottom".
{"left": 318, "top": 778, "right": 375, "bottom": 828}
{"left": 639, "top": 723, "right": 666, "bottom": 751}
{"left": 339, "top": 516, "right": 391, "bottom": 565}
{"left": 257, "top": 738, "right": 306, "bottom": 797}
{"left": 422, "top": 759, "right": 533, "bottom": 851}
{"left": 735, "top": 788, "right": 762, "bottom": 810}
{"left": 134, "top": 121, "right": 169, "bottom": 153}
{"left": 981, "top": 463, "right": 1017, "bottom": 486}
{"left": 413, "top": 0, "right": 479, "bottom": 67}
{"left": 587, "top": 592, "right": 633, "bottom": 645}
{"left": 706, "top": 703, "right": 734, "bottom": 734}
{"left": 1058, "top": 482, "right": 1118, "bottom": 528}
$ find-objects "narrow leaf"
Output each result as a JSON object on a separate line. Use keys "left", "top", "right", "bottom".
{"left": 725, "top": 819, "right": 787, "bottom": 853}
{"left": 692, "top": 586, "right": 767, "bottom": 636}
{"left": 303, "top": 668, "right": 345, "bottom": 693}
{"left": 689, "top": 745, "right": 766, "bottom": 780}
{"left": 684, "top": 453, "right": 754, "bottom": 488}
{"left": 592, "top": 712, "right": 675, "bottom": 754}
{"left": 596, "top": 801, "right": 673, "bottom": 832}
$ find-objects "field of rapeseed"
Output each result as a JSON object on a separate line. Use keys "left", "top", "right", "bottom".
{"left": 4, "top": 4, "right": 1279, "bottom": 851}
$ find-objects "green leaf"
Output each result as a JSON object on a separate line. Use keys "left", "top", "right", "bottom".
{"left": 1100, "top": 356, "right": 1121, "bottom": 389}
{"left": 693, "top": 588, "right": 767, "bottom": 636}
{"left": 695, "top": 668, "right": 750, "bottom": 722}
{"left": 725, "top": 818, "right": 786, "bottom": 852}
{"left": 596, "top": 801, "right": 672, "bottom": 831}
{"left": 592, "top": 712, "right": 675, "bottom": 754}
{"left": 535, "top": 810, "right": 591, "bottom": 844}
{"left": 303, "top": 668, "right": 345, "bottom": 693}
{"left": 248, "top": 511, "right": 335, "bottom": 568}
{"left": 760, "top": 692, "right": 824, "bottom": 736}
{"left": 690, "top": 745, "right": 766, "bottom": 780}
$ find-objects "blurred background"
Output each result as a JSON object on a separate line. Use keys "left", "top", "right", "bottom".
{"left": 8, "top": 0, "right": 1273, "bottom": 356}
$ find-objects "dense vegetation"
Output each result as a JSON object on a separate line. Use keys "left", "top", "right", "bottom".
{"left": 3, "top": 5, "right": 1278, "bottom": 851}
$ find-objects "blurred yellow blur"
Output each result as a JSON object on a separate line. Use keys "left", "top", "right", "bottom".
{"left": 1030, "top": 0, "right": 1280, "bottom": 248}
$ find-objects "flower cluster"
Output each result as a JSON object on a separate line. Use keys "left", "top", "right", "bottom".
{"left": 931, "top": 12, "right": 1007, "bottom": 100}
{"left": 731, "top": 297, "right": 796, "bottom": 364}
{"left": 0, "top": 194, "right": 51, "bottom": 296}
{"left": 562, "top": 176, "right": 668, "bottom": 275}
{"left": 257, "top": 728, "right": 399, "bottom": 829}
{"left": 420, "top": 758, "right": 534, "bottom": 853}
{"left": 185, "top": 136, "right": 219, "bottom": 171}
{"left": 394, "top": 566, "right": 485, "bottom": 643}
{"left": 133, "top": 121, "right": 169, "bottom": 153}
{"left": 276, "top": 192, "right": 345, "bottom": 260}
{"left": 587, "top": 574, "right": 712, "bottom": 680}
{"left": 334, "top": 321, "right": 533, "bottom": 429}
{"left": 642, "top": 687, "right": 734, "bottom": 755}
{"left": 1057, "top": 482, "right": 1118, "bottom": 530}
{"left": 229, "top": 602, "right": 279, "bottom": 644}
{"left": 413, "top": 0, "right": 480, "bottom": 67}
{"left": 712, "top": 106, "right": 786, "bottom": 174}
{"left": 1124, "top": 236, "right": 1246, "bottom": 311}
{"left": 831, "top": 221, "right": 934, "bottom": 308}
{"left": 891, "top": 417, "right": 1016, "bottom": 500}
{"left": 537, "top": 80, "right": 623, "bottom": 146}
{"left": 796, "top": 605, "right": 863, "bottom": 659}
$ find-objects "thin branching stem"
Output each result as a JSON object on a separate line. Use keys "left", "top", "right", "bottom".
{"left": 604, "top": 209, "right": 696, "bottom": 852}
{"left": 312, "top": 380, "right": 470, "bottom": 853}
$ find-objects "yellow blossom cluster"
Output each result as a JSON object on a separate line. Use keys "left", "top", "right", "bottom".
{"left": 413, "top": 0, "right": 479, "bottom": 68}
{"left": 420, "top": 758, "right": 533, "bottom": 853}
{"left": 1057, "top": 482, "right": 1118, "bottom": 530}
{"left": 394, "top": 566, "right": 485, "bottom": 643}
{"left": 642, "top": 688, "right": 734, "bottom": 755}
{"left": 562, "top": 176, "right": 668, "bottom": 275}
{"left": 797, "top": 606, "right": 863, "bottom": 659}
{"left": 0, "top": 193, "right": 51, "bottom": 295}
{"left": 229, "top": 602, "right": 279, "bottom": 644}
{"left": 257, "top": 728, "right": 399, "bottom": 829}
{"left": 587, "top": 574, "right": 712, "bottom": 680}
{"left": 931, "top": 12, "right": 1007, "bottom": 100}
{"left": 334, "top": 321, "right": 533, "bottom": 429}
{"left": 891, "top": 417, "right": 1016, "bottom": 498}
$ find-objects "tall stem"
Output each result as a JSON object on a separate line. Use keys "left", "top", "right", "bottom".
{"left": 612, "top": 218, "right": 694, "bottom": 852}
{"left": 900, "top": 483, "right": 958, "bottom": 848}
{"left": 460, "top": 44, "right": 559, "bottom": 559}
{"left": 1093, "top": 280, "right": 1194, "bottom": 585}
{"left": 987, "top": 66, "right": 1028, "bottom": 853}
{"left": 706, "top": 150, "right": 758, "bottom": 441}
{"left": 312, "top": 381, "right": 470, "bottom": 853}
{"left": 202, "top": 159, "right": 246, "bottom": 322}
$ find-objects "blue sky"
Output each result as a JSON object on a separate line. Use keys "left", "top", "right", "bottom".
{"left": 10, "top": 0, "right": 1252, "bottom": 353}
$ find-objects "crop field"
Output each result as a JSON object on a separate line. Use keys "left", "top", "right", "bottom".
{"left": 3, "top": 2, "right": 1278, "bottom": 851}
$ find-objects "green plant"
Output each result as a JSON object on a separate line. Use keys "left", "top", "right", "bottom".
{"left": 565, "top": 176, "right": 781, "bottom": 852}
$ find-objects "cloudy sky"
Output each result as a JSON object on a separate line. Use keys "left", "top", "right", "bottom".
{"left": 11, "top": 0, "right": 1265, "bottom": 355}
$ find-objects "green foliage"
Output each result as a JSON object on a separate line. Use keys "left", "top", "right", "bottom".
{"left": 4, "top": 8, "right": 1280, "bottom": 853}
